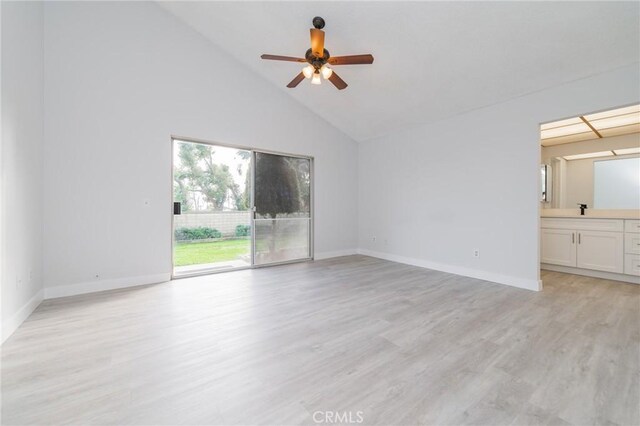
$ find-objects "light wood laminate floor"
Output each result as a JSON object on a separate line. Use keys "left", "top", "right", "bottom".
{"left": 2, "top": 255, "right": 639, "bottom": 425}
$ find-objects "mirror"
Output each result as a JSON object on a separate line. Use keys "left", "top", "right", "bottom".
{"left": 540, "top": 104, "right": 640, "bottom": 211}
{"left": 541, "top": 151, "right": 640, "bottom": 209}
{"left": 594, "top": 157, "right": 640, "bottom": 208}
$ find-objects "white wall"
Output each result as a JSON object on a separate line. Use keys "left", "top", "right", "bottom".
{"left": 42, "top": 2, "right": 358, "bottom": 297}
{"left": 1, "top": 1, "right": 45, "bottom": 341}
{"left": 358, "top": 64, "right": 640, "bottom": 291}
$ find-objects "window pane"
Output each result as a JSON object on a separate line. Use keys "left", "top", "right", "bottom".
{"left": 254, "top": 219, "right": 310, "bottom": 265}
{"left": 173, "top": 140, "right": 252, "bottom": 274}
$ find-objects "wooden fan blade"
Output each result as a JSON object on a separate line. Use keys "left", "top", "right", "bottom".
{"left": 286, "top": 72, "right": 306, "bottom": 88}
{"left": 261, "top": 54, "right": 306, "bottom": 63}
{"left": 328, "top": 71, "right": 347, "bottom": 90}
{"left": 310, "top": 29, "right": 325, "bottom": 57}
{"left": 328, "top": 54, "right": 374, "bottom": 65}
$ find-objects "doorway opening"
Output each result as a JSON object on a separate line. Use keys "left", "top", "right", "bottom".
{"left": 539, "top": 103, "right": 640, "bottom": 283}
{"left": 172, "top": 138, "right": 313, "bottom": 277}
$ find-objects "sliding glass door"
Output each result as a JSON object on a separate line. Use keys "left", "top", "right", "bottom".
{"left": 253, "top": 152, "right": 312, "bottom": 266}
{"left": 172, "top": 138, "right": 312, "bottom": 276}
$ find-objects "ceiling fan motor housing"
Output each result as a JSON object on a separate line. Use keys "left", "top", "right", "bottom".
{"left": 305, "top": 48, "right": 330, "bottom": 69}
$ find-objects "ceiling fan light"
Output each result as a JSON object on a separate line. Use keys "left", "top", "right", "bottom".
{"left": 311, "top": 72, "right": 321, "bottom": 85}
{"left": 321, "top": 65, "right": 333, "bottom": 79}
{"left": 302, "top": 65, "right": 314, "bottom": 79}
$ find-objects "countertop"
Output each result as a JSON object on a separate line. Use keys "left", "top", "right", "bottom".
{"left": 541, "top": 209, "right": 640, "bottom": 220}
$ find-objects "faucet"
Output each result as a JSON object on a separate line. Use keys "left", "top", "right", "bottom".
{"left": 578, "top": 203, "right": 588, "bottom": 216}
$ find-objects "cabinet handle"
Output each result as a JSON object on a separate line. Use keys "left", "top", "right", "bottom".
{"left": 578, "top": 233, "right": 581, "bottom": 244}
{"left": 572, "top": 233, "right": 575, "bottom": 244}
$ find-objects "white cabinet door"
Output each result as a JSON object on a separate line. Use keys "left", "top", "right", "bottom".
{"left": 625, "top": 233, "right": 640, "bottom": 255}
{"left": 624, "top": 220, "right": 640, "bottom": 233}
{"left": 577, "top": 231, "right": 624, "bottom": 273}
{"left": 624, "top": 254, "right": 640, "bottom": 276}
{"left": 541, "top": 228, "right": 576, "bottom": 267}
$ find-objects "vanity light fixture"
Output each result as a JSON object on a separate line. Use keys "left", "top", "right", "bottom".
{"left": 612, "top": 147, "right": 640, "bottom": 156}
{"left": 563, "top": 151, "right": 615, "bottom": 161}
{"left": 541, "top": 104, "right": 640, "bottom": 146}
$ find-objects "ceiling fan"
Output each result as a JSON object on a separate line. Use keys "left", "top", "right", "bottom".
{"left": 261, "top": 16, "right": 374, "bottom": 90}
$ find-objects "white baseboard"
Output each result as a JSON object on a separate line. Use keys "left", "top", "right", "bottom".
{"left": 42, "top": 252, "right": 359, "bottom": 300}
{"left": 357, "top": 249, "right": 542, "bottom": 292}
{"left": 314, "top": 249, "right": 358, "bottom": 260}
{"left": 44, "top": 273, "right": 171, "bottom": 299}
{"left": 2, "top": 289, "right": 44, "bottom": 344}
{"left": 541, "top": 264, "right": 640, "bottom": 284}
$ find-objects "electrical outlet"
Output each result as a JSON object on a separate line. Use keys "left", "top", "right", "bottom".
{"left": 473, "top": 249, "right": 480, "bottom": 258}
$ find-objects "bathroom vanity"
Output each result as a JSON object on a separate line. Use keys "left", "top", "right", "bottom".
{"left": 541, "top": 211, "right": 640, "bottom": 283}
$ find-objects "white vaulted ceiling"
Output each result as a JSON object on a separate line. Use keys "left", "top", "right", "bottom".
{"left": 159, "top": 1, "right": 640, "bottom": 142}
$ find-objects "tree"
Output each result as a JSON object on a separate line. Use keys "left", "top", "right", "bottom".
{"left": 254, "top": 153, "right": 301, "bottom": 218}
{"left": 286, "top": 157, "right": 310, "bottom": 213}
{"left": 173, "top": 170, "right": 191, "bottom": 211}
{"left": 173, "top": 143, "right": 242, "bottom": 211}
{"left": 235, "top": 150, "right": 252, "bottom": 211}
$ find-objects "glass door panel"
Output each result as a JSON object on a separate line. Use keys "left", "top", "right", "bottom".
{"left": 253, "top": 152, "right": 311, "bottom": 265}
{"left": 172, "top": 140, "right": 252, "bottom": 275}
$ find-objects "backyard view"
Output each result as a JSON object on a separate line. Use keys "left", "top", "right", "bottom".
{"left": 173, "top": 141, "right": 252, "bottom": 273}
{"left": 173, "top": 140, "right": 311, "bottom": 274}
{"left": 174, "top": 238, "right": 250, "bottom": 266}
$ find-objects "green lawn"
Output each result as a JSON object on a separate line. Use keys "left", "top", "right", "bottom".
{"left": 174, "top": 239, "right": 250, "bottom": 266}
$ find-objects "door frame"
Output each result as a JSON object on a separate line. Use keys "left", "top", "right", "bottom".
{"left": 170, "top": 135, "right": 314, "bottom": 279}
